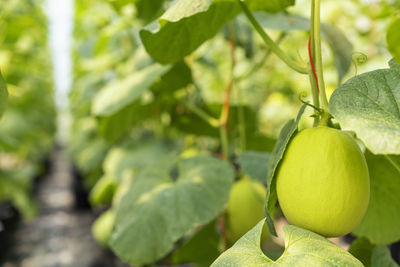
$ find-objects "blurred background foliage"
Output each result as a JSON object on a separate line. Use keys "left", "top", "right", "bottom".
{"left": 0, "top": 0, "right": 56, "bottom": 219}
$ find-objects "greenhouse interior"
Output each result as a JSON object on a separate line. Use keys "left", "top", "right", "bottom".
{"left": 0, "top": 0, "right": 399, "bottom": 266}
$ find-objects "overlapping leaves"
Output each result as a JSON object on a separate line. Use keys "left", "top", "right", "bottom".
{"left": 110, "top": 155, "right": 234, "bottom": 265}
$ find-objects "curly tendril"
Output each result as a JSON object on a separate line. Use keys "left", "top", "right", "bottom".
{"left": 351, "top": 52, "right": 368, "bottom": 76}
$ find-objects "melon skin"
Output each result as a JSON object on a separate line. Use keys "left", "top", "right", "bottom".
{"left": 226, "top": 177, "right": 269, "bottom": 244}
{"left": 276, "top": 126, "right": 370, "bottom": 237}
{"left": 92, "top": 209, "right": 115, "bottom": 246}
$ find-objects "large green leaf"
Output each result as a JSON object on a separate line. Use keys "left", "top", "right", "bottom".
{"left": 140, "top": 0, "right": 295, "bottom": 64}
{"left": 0, "top": 71, "right": 8, "bottom": 118}
{"left": 211, "top": 220, "right": 362, "bottom": 266}
{"left": 387, "top": 18, "right": 400, "bottom": 63}
{"left": 237, "top": 151, "right": 270, "bottom": 183}
{"left": 254, "top": 12, "right": 352, "bottom": 82}
{"left": 330, "top": 67, "right": 400, "bottom": 154}
{"left": 353, "top": 152, "right": 400, "bottom": 244}
{"left": 92, "top": 64, "right": 170, "bottom": 116}
{"left": 265, "top": 104, "right": 306, "bottom": 236}
{"left": 110, "top": 155, "right": 234, "bottom": 265}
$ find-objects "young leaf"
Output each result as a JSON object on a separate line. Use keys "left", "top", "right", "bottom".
{"left": 265, "top": 104, "right": 306, "bottom": 236}
{"left": 92, "top": 64, "right": 170, "bottom": 116}
{"left": 110, "top": 155, "right": 234, "bottom": 265}
{"left": 0, "top": 71, "right": 8, "bottom": 118}
{"left": 353, "top": 152, "right": 400, "bottom": 244}
{"left": 330, "top": 67, "right": 400, "bottom": 154}
{"left": 211, "top": 219, "right": 363, "bottom": 266}
{"left": 387, "top": 18, "right": 400, "bottom": 63}
{"left": 237, "top": 151, "right": 270, "bottom": 183}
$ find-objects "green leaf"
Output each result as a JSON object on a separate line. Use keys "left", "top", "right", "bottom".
{"left": 246, "top": 0, "right": 294, "bottom": 13}
{"left": 133, "top": 0, "right": 166, "bottom": 22}
{"left": 265, "top": 104, "right": 306, "bottom": 236}
{"left": 349, "top": 237, "right": 374, "bottom": 267}
{"left": 211, "top": 220, "right": 363, "bottom": 266}
{"left": 0, "top": 71, "right": 8, "bottom": 118}
{"left": 387, "top": 18, "right": 400, "bottom": 63}
{"left": 371, "top": 246, "right": 399, "bottom": 267}
{"left": 140, "top": 0, "right": 240, "bottom": 65}
{"left": 103, "top": 141, "right": 172, "bottom": 183}
{"left": 237, "top": 151, "right": 270, "bottom": 183}
{"left": 353, "top": 152, "right": 400, "bottom": 244}
{"left": 330, "top": 68, "right": 400, "bottom": 154}
{"left": 92, "top": 64, "right": 170, "bottom": 116}
{"left": 140, "top": 0, "right": 295, "bottom": 64}
{"left": 172, "top": 220, "right": 221, "bottom": 266}
{"left": 254, "top": 12, "right": 352, "bottom": 82}
{"left": 97, "top": 102, "right": 154, "bottom": 142}
{"left": 110, "top": 155, "right": 234, "bottom": 265}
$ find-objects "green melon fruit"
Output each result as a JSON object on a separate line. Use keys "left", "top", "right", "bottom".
{"left": 90, "top": 176, "right": 117, "bottom": 205}
{"left": 92, "top": 209, "right": 115, "bottom": 246}
{"left": 226, "top": 177, "right": 269, "bottom": 244}
{"left": 276, "top": 126, "right": 370, "bottom": 237}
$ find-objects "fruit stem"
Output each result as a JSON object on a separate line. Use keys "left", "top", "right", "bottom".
{"left": 312, "top": 0, "right": 330, "bottom": 112}
{"left": 238, "top": 0, "right": 308, "bottom": 74}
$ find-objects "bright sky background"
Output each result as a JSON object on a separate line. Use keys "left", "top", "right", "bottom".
{"left": 45, "top": 0, "right": 74, "bottom": 109}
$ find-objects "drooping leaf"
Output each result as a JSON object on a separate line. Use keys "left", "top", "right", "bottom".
{"left": 211, "top": 220, "right": 363, "bottom": 266}
{"left": 265, "top": 104, "right": 306, "bottom": 236}
{"left": 330, "top": 67, "right": 400, "bottom": 154}
{"left": 353, "top": 152, "right": 400, "bottom": 244}
{"left": 0, "top": 71, "right": 8, "bottom": 118}
{"left": 92, "top": 64, "right": 170, "bottom": 116}
{"left": 110, "top": 155, "right": 234, "bottom": 265}
{"left": 237, "top": 151, "right": 270, "bottom": 183}
{"left": 387, "top": 18, "right": 400, "bottom": 63}
{"left": 172, "top": 220, "right": 221, "bottom": 266}
{"left": 140, "top": 0, "right": 295, "bottom": 64}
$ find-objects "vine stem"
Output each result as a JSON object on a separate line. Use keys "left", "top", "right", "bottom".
{"left": 312, "top": 0, "right": 329, "bottom": 112}
{"left": 183, "top": 102, "right": 220, "bottom": 128}
{"left": 219, "top": 29, "right": 236, "bottom": 160}
{"left": 238, "top": 0, "right": 308, "bottom": 75}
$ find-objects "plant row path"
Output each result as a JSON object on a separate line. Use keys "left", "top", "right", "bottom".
{"left": 1, "top": 147, "right": 120, "bottom": 267}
